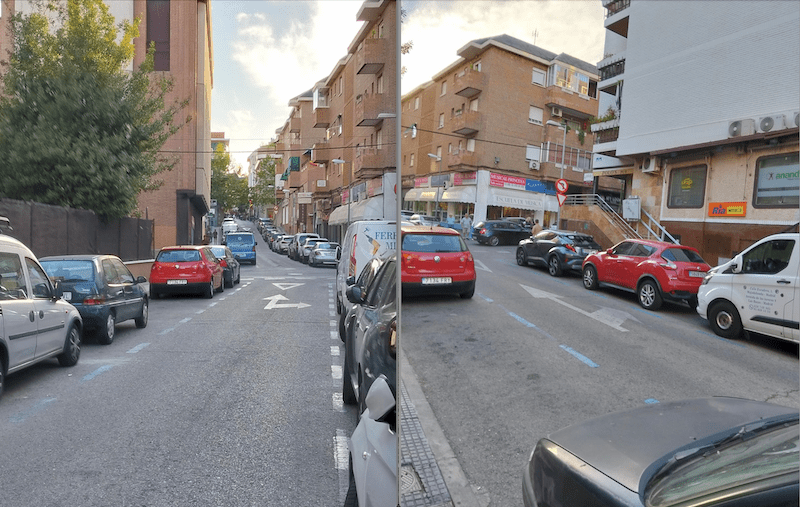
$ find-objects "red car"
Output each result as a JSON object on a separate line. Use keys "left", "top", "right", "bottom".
{"left": 149, "top": 246, "right": 224, "bottom": 299}
{"left": 401, "top": 225, "right": 476, "bottom": 299}
{"left": 581, "top": 239, "right": 710, "bottom": 310}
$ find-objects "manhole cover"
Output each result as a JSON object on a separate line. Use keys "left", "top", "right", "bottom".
{"left": 400, "top": 464, "right": 423, "bottom": 494}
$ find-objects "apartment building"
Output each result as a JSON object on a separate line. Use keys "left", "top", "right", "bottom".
{"left": 589, "top": 0, "right": 799, "bottom": 264}
{"left": 401, "top": 34, "right": 611, "bottom": 228}
{"left": 0, "top": 0, "right": 213, "bottom": 252}
{"left": 271, "top": 0, "right": 397, "bottom": 242}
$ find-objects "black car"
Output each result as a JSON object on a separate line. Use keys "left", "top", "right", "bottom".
{"left": 523, "top": 397, "right": 799, "bottom": 507}
{"left": 40, "top": 254, "right": 148, "bottom": 345}
{"left": 208, "top": 245, "right": 241, "bottom": 288}
{"left": 516, "top": 230, "right": 602, "bottom": 276}
{"left": 342, "top": 254, "right": 397, "bottom": 414}
{"left": 473, "top": 220, "right": 530, "bottom": 246}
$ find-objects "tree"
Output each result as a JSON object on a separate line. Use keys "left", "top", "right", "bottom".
{"left": 250, "top": 150, "right": 278, "bottom": 213}
{"left": 0, "top": 0, "right": 189, "bottom": 219}
{"left": 210, "top": 144, "right": 234, "bottom": 210}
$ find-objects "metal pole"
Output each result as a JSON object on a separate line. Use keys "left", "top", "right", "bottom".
{"left": 556, "top": 122, "right": 567, "bottom": 229}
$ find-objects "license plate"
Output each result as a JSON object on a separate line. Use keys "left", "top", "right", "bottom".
{"left": 422, "top": 277, "right": 452, "bottom": 285}
{"left": 63, "top": 291, "right": 72, "bottom": 301}
{"left": 167, "top": 279, "right": 188, "bottom": 285}
{"left": 689, "top": 271, "right": 707, "bottom": 278}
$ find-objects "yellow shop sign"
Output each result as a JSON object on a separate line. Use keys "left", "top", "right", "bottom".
{"left": 708, "top": 202, "right": 746, "bottom": 217}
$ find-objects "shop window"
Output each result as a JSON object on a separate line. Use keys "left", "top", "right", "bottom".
{"left": 668, "top": 165, "right": 706, "bottom": 208}
{"left": 753, "top": 152, "right": 799, "bottom": 208}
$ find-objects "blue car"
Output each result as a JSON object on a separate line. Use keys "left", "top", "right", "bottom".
{"left": 224, "top": 232, "right": 258, "bottom": 265}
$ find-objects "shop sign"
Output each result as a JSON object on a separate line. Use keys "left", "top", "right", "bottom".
{"left": 414, "top": 176, "right": 430, "bottom": 188}
{"left": 492, "top": 193, "right": 543, "bottom": 209}
{"left": 297, "top": 192, "right": 312, "bottom": 204}
{"left": 708, "top": 202, "right": 746, "bottom": 217}
{"left": 525, "top": 179, "right": 547, "bottom": 193}
{"left": 490, "top": 173, "right": 526, "bottom": 190}
{"left": 367, "top": 178, "right": 383, "bottom": 197}
{"left": 454, "top": 172, "right": 477, "bottom": 185}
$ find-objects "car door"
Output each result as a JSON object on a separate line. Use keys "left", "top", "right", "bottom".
{"left": 101, "top": 258, "right": 129, "bottom": 321}
{"left": 356, "top": 259, "right": 397, "bottom": 400}
{"left": 616, "top": 243, "right": 656, "bottom": 290}
{"left": 0, "top": 251, "right": 38, "bottom": 369}
{"left": 25, "top": 257, "right": 68, "bottom": 357}
{"left": 601, "top": 241, "right": 635, "bottom": 286}
{"left": 511, "top": 223, "right": 529, "bottom": 243}
{"left": 111, "top": 258, "right": 143, "bottom": 322}
{"left": 529, "top": 231, "right": 557, "bottom": 264}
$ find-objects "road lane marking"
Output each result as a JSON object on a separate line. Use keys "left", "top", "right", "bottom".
{"left": 331, "top": 365, "right": 342, "bottom": 380}
{"left": 82, "top": 365, "right": 114, "bottom": 381}
{"left": 9, "top": 397, "right": 56, "bottom": 424}
{"left": 127, "top": 343, "right": 150, "bottom": 354}
{"left": 331, "top": 346, "right": 340, "bottom": 357}
{"left": 273, "top": 282, "right": 304, "bottom": 290}
{"left": 559, "top": 345, "right": 599, "bottom": 368}
{"left": 474, "top": 259, "right": 491, "bottom": 272}
{"left": 263, "top": 294, "right": 311, "bottom": 309}
{"left": 335, "top": 429, "right": 351, "bottom": 504}
{"left": 520, "top": 284, "right": 629, "bottom": 332}
{"left": 332, "top": 392, "right": 344, "bottom": 412}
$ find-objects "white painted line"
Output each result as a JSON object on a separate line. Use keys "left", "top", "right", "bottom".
{"left": 474, "top": 259, "right": 491, "bottom": 272}
{"left": 179, "top": 318, "right": 192, "bottom": 324}
{"left": 330, "top": 346, "right": 340, "bottom": 356}
{"left": 331, "top": 364, "right": 342, "bottom": 380}
{"left": 520, "top": 284, "right": 628, "bottom": 332}
{"left": 329, "top": 320, "right": 337, "bottom": 327}
{"left": 334, "top": 430, "right": 350, "bottom": 471}
{"left": 273, "top": 282, "right": 305, "bottom": 290}
{"left": 126, "top": 343, "right": 150, "bottom": 354}
{"left": 332, "top": 392, "right": 344, "bottom": 412}
{"left": 331, "top": 331, "right": 338, "bottom": 340}
{"left": 263, "top": 294, "right": 311, "bottom": 309}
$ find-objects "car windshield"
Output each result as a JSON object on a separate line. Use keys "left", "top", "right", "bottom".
{"left": 209, "top": 247, "right": 226, "bottom": 257}
{"left": 662, "top": 248, "right": 706, "bottom": 263}
{"left": 40, "top": 260, "right": 95, "bottom": 282}
{"left": 645, "top": 422, "right": 799, "bottom": 507}
{"left": 402, "top": 233, "right": 466, "bottom": 253}
{"left": 226, "top": 234, "right": 253, "bottom": 245}
{"left": 157, "top": 250, "right": 200, "bottom": 262}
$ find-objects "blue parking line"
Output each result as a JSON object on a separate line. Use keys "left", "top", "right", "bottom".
{"left": 127, "top": 343, "right": 150, "bottom": 354}
{"left": 82, "top": 365, "right": 114, "bottom": 382}
{"left": 645, "top": 398, "right": 660, "bottom": 404}
{"left": 697, "top": 330, "right": 747, "bottom": 348}
{"left": 477, "top": 292, "right": 493, "bottom": 302}
{"left": 634, "top": 306, "right": 663, "bottom": 318}
{"left": 559, "top": 345, "right": 599, "bottom": 368}
{"left": 9, "top": 397, "right": 56, "bottom": 424}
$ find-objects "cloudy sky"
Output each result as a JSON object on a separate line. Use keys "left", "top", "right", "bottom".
{"left": 210, "top": 1, "right": 606, "bottom": 171}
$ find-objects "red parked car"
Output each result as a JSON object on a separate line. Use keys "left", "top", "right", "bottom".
{"left": 401, "top": 225, "right": 476, "bottom": 299}
{"left": 581, "top": 239, "right": 710, "bottom": 310}
{"left": 149, "top": 246, "right": 224, "bottom": 299}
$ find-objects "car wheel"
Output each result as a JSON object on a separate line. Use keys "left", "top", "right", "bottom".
{"left": 342, "top": 353, "right": 357, "bottom": 405}
{"left": 548, "top": 255, "right": 563, "bottom": 277}
{"left": 217, "top": 277, "right": 224, "bottom": 293}
{"left": 489, "top": 236, "right": 500, "bottom": 247}
{"left": 57, "top": 323, "right": 81, "bottom": 366}
{"left": 135, "top": 299, "right": 148, "bottom": 328}
{"left": 460, "top": 280, "right": 475, "bottom": 299}
{"left": 344, "top": 456, "right": 358, "bottom": 507}
{"left": 235, "top": 271, "right": 240, "bottom": 284}
{"left": 637, "top": 279, "right": 663, "bottom": 310}
{"left": 338, "top": 311, "right": 348, "bottom": 342}
{"left": 205, "top": 280, "right": 214, "bottom": 299}
{"left": 224, "top": 273, "right": 233, "bottom": 289}
{"left": 516, "top": 248, "right": 527, "bottom": 266}
{"left": 688, "top": 295, "right": 698, "bottom": 309}
{"left": 97, "top": 312, "right": 115, "bottom": 345}
{"left": 582, "top": 265, "right": 598, "bottom": 290}
{"left": 0, "top": 364, "right": 5, "bottom": 400}
{"left": 708, "top": 301, "right": 743, "bottom": 339}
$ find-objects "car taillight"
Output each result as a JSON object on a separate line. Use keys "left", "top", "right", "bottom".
{"left": 565, "top": 244, "right": 576, "bottom": 253}
{"left": 83, "top": 297, "right": 106, "bottom": 305}
{"left": 480, "top": 228, "right": 487, "bottom": 235}
{"left": 219, "top": 259, "right": 228, "bottom": 268}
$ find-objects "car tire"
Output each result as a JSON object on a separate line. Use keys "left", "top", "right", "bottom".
{"left": 235, "top": 271, "right": 240, "bottom": 284}
{"left": 339, "top": 310, "right": 348, "bottom": 342}
{"left": 205, "top": 280, "right": 214, "bottom": 299}
{"left": 637, "top": 279, "right": 663, "bottom": 310}
{"left": 582, "top": 265, "right": 599, "bottom": 290}
{"left": 516, "top": 248, "right": 527, "bottom": 266}
{"left": 97, "top": 312, "right": 115, "bottom": 345}
{"left": 224, "top": 273, "right": 233, "bottom": 288}
{"left": 150, "top": 286, "right": 160, "bottom": 299}
{"left": 460, "top": 280, "right": 475, "bottom": 299}
{"left": 218, "top": 278, "right": 224, "bottom": 292}
{"left": 57, "top": 323, "right": 81, "bottom": 366}
{"left": 344, "top": 456, "right": 358, "bottom": 507}
{"left": 135, "top": 299, "right": 148, "bottom": 328}
{"left": 489, "top": 236, "right": 500, "bottom": 247}
{"left": 708, "top": 301, "right": 743, "bottom": 339}
{"left": 688, "top": 295, "right": 698, "bottom": 309}
{"left": 0, "top": 364, "right": 5, "bottom": 400}
{"left": 548, "top": 255, "right": 562, "bottom": 277}
{"left": 342, "top": 353, "right": 357, "bottom": 405}
{"left": 309, "top": 258, "right": 315, "bottom": 267}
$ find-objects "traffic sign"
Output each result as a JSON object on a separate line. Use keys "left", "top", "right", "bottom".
{"left": 556, "top": 179, "right": 569, "bottom": 194}
{"left": 557, "top": 193, "right": 568, "bottom": 207}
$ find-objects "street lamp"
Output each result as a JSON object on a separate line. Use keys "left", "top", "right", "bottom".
{"left": 427, "top": 153, "right": 442, "bottom": 221}
{"left": 546, "top": 119, "right": 568, "bottom": 229}
{"left": 332, "top": 159, "right": 349, "bottom": 227}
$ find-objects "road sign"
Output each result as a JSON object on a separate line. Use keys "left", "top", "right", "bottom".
{"left": 556, "top": 179, "right": 569, "bottom": 194}
{"left": 557, "top": 193, "right": 568, "bottom": 207}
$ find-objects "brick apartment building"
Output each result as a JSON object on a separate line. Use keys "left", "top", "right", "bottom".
{"left": 0, "top": 0, "right": 213, "bottom": 253}
{"left": 270, "top": 0, "right": 397, "bottom": 243}
{"left": 586, "top": 0, "right": 799, "bottom": 264}
{"left": 401, "top": 34, "right": 617, "bottom": 229}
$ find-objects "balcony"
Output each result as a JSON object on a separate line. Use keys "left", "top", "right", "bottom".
{"left": 313, "top": 106, "right": 330, "bottom": 128}
{"left": 446, "top": 149, "right": 478, "bottom": 169}
{"left": 355, "top": 92, "right": 390, "bottom": 127}
{"left": 354, "top": 147, "right": 387, "bottom": 180}
{"left": 311, "top": 139, "right": 329, "bottom": 163}
{"left": 453, "top": 68, "right": 486, "bottom": 98}
{"left": 597, "top": 53, "right": 625, "bottom": 94}
{"left": 354, "top": 37, "right": 387, "bottom": 75}
{"left": 545, "top": 87, "right": 596, "bottom": 119}
{"left": 604, "top": 0, "right": 630, "bottom": 37}
{"left": 450, "top": 110, "right": 481, "bottom": 136}
{"left": 289, "top": 116, "right": 301, "bottom": 133}
{"left": 287, "top": 169, "right": 302, "bottom": 189}
{"left": 590, "top": 118, "right": 620, "bottom": 155}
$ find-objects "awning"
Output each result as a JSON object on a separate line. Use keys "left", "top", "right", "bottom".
{"left": 440, "top": 185, "right": 476, "bottom": 203}
{"left": 487, "top": 187, "right": 545, "bottom": 211}
{"left": 327, "top": 196, "right": 385, "bottom": 225}
{"left": 403, "top": 188, "right": 441, "bottom": 202}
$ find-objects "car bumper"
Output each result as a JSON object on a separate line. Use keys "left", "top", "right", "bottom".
{"left": 73, "top": 304, "right": 112, "bottom": 329}
{"left": 150, "top": 282, "right": 209, "bottom": 295}
{"left": 402, "top": 278, "right": 475, "bottom": 296}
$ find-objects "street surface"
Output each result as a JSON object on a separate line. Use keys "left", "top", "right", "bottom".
{"left": 400, "top": 240, "right": 799, "bottom": 507}
{"left": 0, "top": 220, "right": 355, "bottom": 507}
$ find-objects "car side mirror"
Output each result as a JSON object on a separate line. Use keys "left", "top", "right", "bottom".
{"left": 731, "top": 254, "right": 743, "bottom": 274}
{"left": 336, "top": 247, "right": 342, "bottom": 261}
{"left": 365, "top": 375, "right": 395, "bottom": 421}
{"left": 345, "top": 285, "right": 364, "bottom": 304}
{"left": 136, "top": 276, "right": 147, "bottom": 284}
{"left": 51, "top": 284, "right": 63, "bottom": 301}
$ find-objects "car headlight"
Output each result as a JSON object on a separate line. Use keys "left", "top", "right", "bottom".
{"left": 701, "top": 273, "right": 713, "bottom": 285}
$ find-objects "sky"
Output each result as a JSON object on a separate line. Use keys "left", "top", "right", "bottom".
{"left": 209, "top": 1, "right": 607, "bottom": 172}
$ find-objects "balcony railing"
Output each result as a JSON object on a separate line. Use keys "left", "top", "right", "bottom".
{"left": 453, "top": 68, "right": 486, "bottom": 98}
{"left": 599, "top": 59, "right": 625, "bottom": 81}
{"left": 594, "top": 127, "right": 619, "bottom": 144}
{"left": 605, "top": 0, "right": 630, "bottom": 18}
{"left": 451, "top": 110, "right": 481, "bottom": 136}
{"left": 542, "top": 142, "right": 592, "bottom": 172}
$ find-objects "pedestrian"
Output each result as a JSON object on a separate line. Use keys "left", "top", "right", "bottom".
{"left": 460, "top": 214, "right": 472, "bottom": 240}
{"left": 212, "top": 229, "right": 218, "bottom": 244}
{"left": 531, "top": 219, "right": 543, "bottom": 236}
{"left": 467, "top": 214, "right": 474, "bottom": 239}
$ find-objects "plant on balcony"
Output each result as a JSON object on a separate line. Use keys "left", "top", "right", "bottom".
{"left": 588, "top": 106, "right": 618, "bottom": 125}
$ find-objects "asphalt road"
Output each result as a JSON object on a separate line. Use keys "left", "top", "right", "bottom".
{"left": 400, "top": 239, "right": 799, "bottom": 507}
{"left": 0, "top": 220, "right": 356, "bottom": 507}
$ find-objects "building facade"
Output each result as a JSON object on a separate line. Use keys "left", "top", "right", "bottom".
{"left": 589, "top": 0, "right": 799, "bottom": 264}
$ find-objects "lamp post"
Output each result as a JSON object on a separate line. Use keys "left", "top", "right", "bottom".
{"left": 546, "top": 119, "right": 568, "bottom": 229}
{"left": 332, "top": 159, "right": 349, "bottom": 227}
{"left": 427, "top": 153, "right": 442, "bottom": 221}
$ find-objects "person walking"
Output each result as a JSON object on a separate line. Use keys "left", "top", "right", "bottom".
{"left": 460, "top": 214, "right": 472, "bottom": 240}
{"left": 531, "top": 219, "right": 543, "bottom": 236}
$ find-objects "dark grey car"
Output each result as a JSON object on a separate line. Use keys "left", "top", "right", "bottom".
{"left": 523, "top": 397, "right": 799, "bottom": 507}
{"left": 208, "top": 245, "right": 240, "bottom": 288}
{"left": 516, "top": 230, "right": 601, "bottom": 276}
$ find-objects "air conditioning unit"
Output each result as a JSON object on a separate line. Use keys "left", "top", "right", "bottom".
{"left": 641, "top": 156, "right": 660, "bottom": 173}
{"left": 728, "top": 119, "right": 755, "bottom": 138}
{"left": 792, "top": 112, "right": 800, "bottom": 128}
{"left": 757, "top": 114, "right": 786, "bottom": 133}
{"left": 551, "top": 107, "right": 562, "bottom": 117}
{"left": 528, "top": 160, "right": 539, "bottom": 170}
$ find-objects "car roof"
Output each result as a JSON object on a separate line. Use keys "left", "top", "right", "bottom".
{"left": 159, "top": 245, "right": 206, "bottom": 250}
{"left": 39, "top": 254, "right": 113, "bottom": 261}
{"left": 401, "top": 225, "right": 460, "bottom": 235}
{"left": 620, "top": 238, "right": 700, "bottom": 251}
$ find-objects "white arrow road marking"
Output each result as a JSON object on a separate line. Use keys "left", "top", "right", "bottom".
{"left": 273, "top": 282, "right": 305, "bottom": 290}
{"left": 520, "top": 284, "right": 629, "bottom": 332}
{"left": 474, "top": 259, "right": 492, "bottom": 272}
{"left": 263, "top": 294, "right": 311, "bottom": 309}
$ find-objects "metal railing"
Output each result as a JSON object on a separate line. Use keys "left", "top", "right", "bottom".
{"left": 564, "top": 194, "right": 679, "bottom": 243}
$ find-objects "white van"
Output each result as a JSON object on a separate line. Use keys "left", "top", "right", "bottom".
{"left": 697, "top": 233, "right": 798, "bottom": 343}
{"left": 335, "top": 220, "right": 397, "bottom": 325}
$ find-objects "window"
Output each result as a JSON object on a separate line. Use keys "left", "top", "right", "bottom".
{"left": 466, "top": 139, "right": 476, "bottom": 152}
{"left": 441, "top": 81, "right": 447, "bottom": 96}
{"left": 741, "top": 239, "right": 795, "bottom": 274}
{"left": 414, "top": 97, "right": 420, "bottom": 110}
{"left": 531, "top": 68, "right": 546, "bottom": 86}
{"left": 409, "top": 153, "right": 415, "bottom": 167}
{"left": 525, "top": 144, "right": 541, "bottom": 162}
{"left": 0, "top": 252, "right": 26, "bottom": 299}
{"left": 377, "top": 74, "right": 384, "bottom": 94}
{"left": 146, "top": 0, "right": 170, "bottom": 71}
{"left": 376, "top": 128, "right": 382, "bottom": 150}
{"left": 668, "top": 165, "right": 706, "bottom": 208}
{"left": 26, "top": 258, "right": 52, "bottom": 299}
{"left": 611, "top": 242, "right": 634, "bottom": 255}
{"left": 448, "top": 143, "right": 453, "bottom": 154}
{"left": 472, "top": 60, "right": 481, "bottom": 72}
{"left": 470, "top": 98, "right": 479, "bottom": 111}
{"left": 438, "top": 113, "right": 444, "bottom": 129}
{"left": 753, "top": 152, "right": 799, "bottom": 208}
{"left": 528, "top": 106, "right": 543, "bottom": 125}
{"left": 339, "top": 76, "right": 343, "bottom": 96}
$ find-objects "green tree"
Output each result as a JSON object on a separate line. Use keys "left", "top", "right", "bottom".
{"left": 0, "top": 0, "right": 189, "bottom": 219}
{"left": 250, "top": 150, "right": 277, "bottom": 212}
{"left": 210, "top": 144, "right": 235, "bottom": 210}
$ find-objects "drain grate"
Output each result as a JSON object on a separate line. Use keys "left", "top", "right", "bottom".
{"left": 400, "top": 464, "right": 424, "bottom": 495}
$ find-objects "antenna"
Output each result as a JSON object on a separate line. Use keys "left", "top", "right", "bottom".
{"left": 532, "top": 29, "right": 539, "bottom": 45}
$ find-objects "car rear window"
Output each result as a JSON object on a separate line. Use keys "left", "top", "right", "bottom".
{"left": 566, "top": 235, "right": 600, "bottom": 248}
{"left": 209, "top": 247, "right": 226, "bottom": 258}
{"left": 40, "top": 260, "right": 95, "bottom": 282}
{"left": 402, "top": 233, "right": 466, "bottom": 253}
{"left": 662, "top": 248, "right": 706, "bottom": 263}
{"left": 227, "top": 234, "right": 254, "bottom": 244}
{"left": 157, "top": 250, "right": 201, "bottom": 262}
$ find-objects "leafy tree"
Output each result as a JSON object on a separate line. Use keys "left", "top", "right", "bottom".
{"left": 250, "top": 151, "right": 278, "bottom": 212}
{"left": 210, "top": 144, "right": 235, "bottom": 210}
{"left": 0, "top": 0, "right": 189, "bottom": 219}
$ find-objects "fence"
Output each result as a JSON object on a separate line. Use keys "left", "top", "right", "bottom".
{"left": 0, "top": 198, "right": 153, "bottom": 261}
